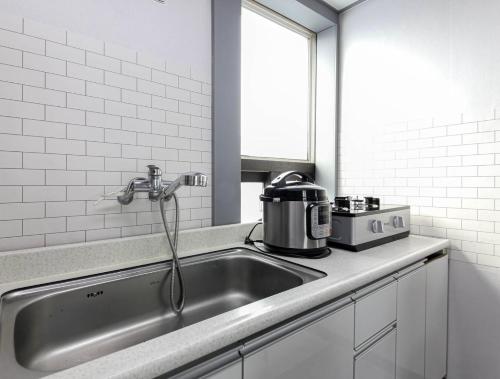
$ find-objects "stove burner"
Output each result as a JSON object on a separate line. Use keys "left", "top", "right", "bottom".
{"left": 334, "top": 197, "right": 351, "bottom": 210}
{"left": 333, "top": 196, "right": 380, "bottom": 212}
{"left": 352, "top": 199, "right": 364, "bottom": 210}
{"left": 364, "top": 197, "right": 380, "bottom": 210}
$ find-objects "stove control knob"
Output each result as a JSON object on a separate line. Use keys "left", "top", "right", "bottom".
{"left": 393, "top": 216, "right": 406, "bottom": 228}
{"left": 371, "top": 220, "right": 385, "bottom": 233}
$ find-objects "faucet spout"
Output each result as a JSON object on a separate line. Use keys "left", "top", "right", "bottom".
{"left": 117, "top": 191, "right": 134, "bottom": 205}
{"left": 116, "top": 176, "right": 152, "bottom": 205}
{"left": 162, "top": 172, "right": 208, "bottom": 198}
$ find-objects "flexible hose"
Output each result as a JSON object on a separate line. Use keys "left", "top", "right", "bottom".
{"left": 159, "top": 192, "right": 185, "bottom": 314}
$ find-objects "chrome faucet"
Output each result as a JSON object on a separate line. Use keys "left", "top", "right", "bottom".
{"left": 117, "top": 165, "right": 208, "bottom": 205}
{"left": 117, "top": 164, "right": 208, "bottom": 314}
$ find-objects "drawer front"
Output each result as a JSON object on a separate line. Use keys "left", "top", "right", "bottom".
{"left": 354, "top": 281, "right": 397, "bottom": 347}
{"left": 355, "top": 328, "right": 397, "bottom": 379}
{"left": 244, "top": 304, "right": 354, "bottom": 379}
{"left": 203, "top": 361, "right": 242, "bottom": 379}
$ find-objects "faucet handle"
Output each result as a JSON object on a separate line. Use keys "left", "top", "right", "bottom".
{"left": 147, "top": 165, "right": 162, "bottom": 177}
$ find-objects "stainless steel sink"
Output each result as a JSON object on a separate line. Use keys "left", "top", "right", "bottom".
{"left": 0, "top": 248, "right": 325, "bottom": 378}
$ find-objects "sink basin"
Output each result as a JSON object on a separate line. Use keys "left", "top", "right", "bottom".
{"left": 0, "top": 248, "right": 325, "bottom": 378}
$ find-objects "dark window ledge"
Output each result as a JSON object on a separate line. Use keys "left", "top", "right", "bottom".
{"left": 241, "top": 157, "right": 315, "bottom": 183}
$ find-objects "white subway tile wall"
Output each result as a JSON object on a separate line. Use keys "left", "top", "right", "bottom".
{"left": 0, "top": 15, "right": 211, "bottom": 252}
{"left": 338, "top": 111, "right": 500, "bottom": 268}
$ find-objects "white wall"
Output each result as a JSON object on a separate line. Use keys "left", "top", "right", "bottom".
{"left": 339, "top": 1, "right": 500, "bottom": 378}
{"left": 340, "top": 0, "right": 500, "bottom": 127}
{"left": 1, "top": 0, "right": 211, "bottom": 77}
{"left": 0, "top": 1, "right": 212, "bottom": 251}
{"left": 448, "top": 260, "right": 500, "bottom": 379}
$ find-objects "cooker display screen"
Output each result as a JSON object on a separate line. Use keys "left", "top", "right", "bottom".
{"left": 317, "top": 206, "right": 330, "bottom": 225}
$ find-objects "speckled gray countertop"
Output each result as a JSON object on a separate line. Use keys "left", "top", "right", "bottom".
{"left": 0, "top": 223, "right": 449, "bottom": 379}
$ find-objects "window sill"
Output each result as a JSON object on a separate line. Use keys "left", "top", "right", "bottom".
{"left": 241, "top": 157, "right": 315, "bottom": 182}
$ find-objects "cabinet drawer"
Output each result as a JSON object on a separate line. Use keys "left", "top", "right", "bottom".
{"left": 243, "top": 303, "right": 354, "bottom": 379}
{"left": 355, "top": 328, "right": 396, "bottom": 379}
{"left": 354, "top": 280, "right": 397, "bottom": 347}
{"left": 204, "top": 361, "right": 242, "bottom": 379}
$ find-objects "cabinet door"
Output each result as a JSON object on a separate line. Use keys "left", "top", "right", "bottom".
{"left": 203, "top": 361, "right": 241, "bottom": 379}
{"left": 396, "top": 265, "right": 426, "bottom": 379}
{"left": 355, "top": 328, "right": 397, "bottom": 379}
{"left": 425, "top": 254, "right": 448, "bottom": 379}
{"left": 243, "top": 303, "right": 354, "bottom": 379}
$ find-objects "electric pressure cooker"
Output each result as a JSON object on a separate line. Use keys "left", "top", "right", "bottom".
{"left": 259, "top": 171, "right": 331, "bottom": 253}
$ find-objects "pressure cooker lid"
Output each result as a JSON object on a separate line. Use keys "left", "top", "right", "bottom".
{"left": 260, "top": 171, "right": 329, "bottom": 202}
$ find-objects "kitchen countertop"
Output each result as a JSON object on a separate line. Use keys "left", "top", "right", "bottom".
{"left": 0, "top": 223, "right": 449, "bottom": 379}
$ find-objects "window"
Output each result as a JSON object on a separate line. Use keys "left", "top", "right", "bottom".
{"left": 240, "top": 182, "right": 264, "bottom": 223}
{"left": 240, "top": 0, "right": 317, "bottom": 221}
{"left": 241, "top": 1, "right": 316, "bottom": 161}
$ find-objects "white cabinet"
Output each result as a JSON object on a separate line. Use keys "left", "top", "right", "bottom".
{"left": 355, "top": 327, "right": 397, "bottom": 379}
{"left": 425, "top": 255, "right": 448, "bottom": 379}
{"left": 396, "top": 264, "right": 426, "bottom": 379}
{"left": 243, "top": 299, "right": 354, "bottom": 379}
{"left": 395, "top": 254, "right": 448, "bottom": 379}
{"left": 204, "top": 361, "right": 242, "bottom": 379}
{"left": 354, "top": 279, "right": 397, "bottom": 347}
{"left": 358, "top": 253, "right": 448, "bottom": 379}
{"left": 353, "top": 278, "right": 397, "bottom": 379}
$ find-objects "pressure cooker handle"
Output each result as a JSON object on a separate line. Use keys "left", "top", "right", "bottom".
{"left": 271, "top": 171, "right": 313, "bottom": 188}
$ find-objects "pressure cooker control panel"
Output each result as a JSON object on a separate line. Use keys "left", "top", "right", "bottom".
{"left": 307, "top": 203, "right": 332, "bottom": 240}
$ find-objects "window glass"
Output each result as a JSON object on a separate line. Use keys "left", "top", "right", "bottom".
{"left": 241, "top": 182, "right": 263, "bottom": 222}
{"left": 241, "top": 6, "right": 312, "bottom": 160}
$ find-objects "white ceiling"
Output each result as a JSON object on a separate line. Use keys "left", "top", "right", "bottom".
{"left": 322, "top": 0, "right": 360, "bottom": 11}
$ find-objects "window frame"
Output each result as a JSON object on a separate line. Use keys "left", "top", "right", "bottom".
{"left": 241, "top": 0, "right": 318, "bottom": 176}
{"left": 212, "top": 0, "right": 338, "bottom": 226}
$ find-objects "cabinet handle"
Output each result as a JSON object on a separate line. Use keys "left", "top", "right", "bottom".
{"left": 354, "top": 323, "right": 397, "bottom": 357}
{"left": 425, "top": 250, "right": 447, "bottom": 264}
{"left": 351, "top": 276, "right": 395, "bottom": 300}
{"left": 167, "top": 348, "right": 241, "bottom": 379}
{"left": 394, "top": 261, "right": 425, "bottom": 279}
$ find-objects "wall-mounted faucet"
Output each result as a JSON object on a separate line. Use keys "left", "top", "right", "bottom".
{"left": 117, "top": 165, "right": 208, "bottom": 314}
{"left": 117, "top": 165, "right": 208, "bottom": 204}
